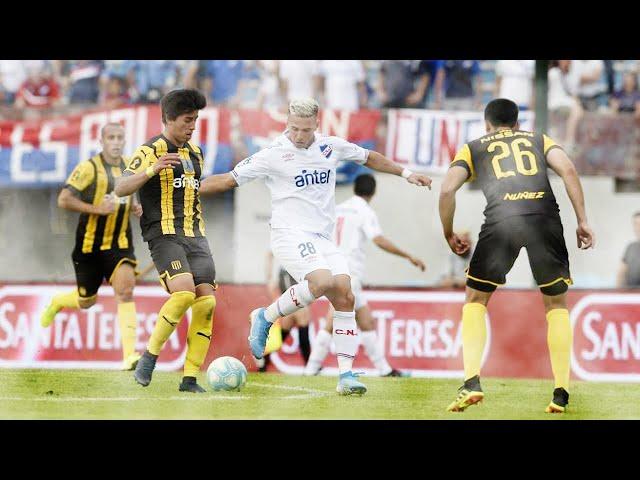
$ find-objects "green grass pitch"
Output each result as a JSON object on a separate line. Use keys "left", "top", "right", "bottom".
{"left": 0, "top": 369, "right": 637, "bottom": 420}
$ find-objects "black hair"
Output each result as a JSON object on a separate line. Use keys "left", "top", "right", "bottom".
{"left": 633, "top": 212, "right": 640, "bottom": 218}
{"left": 160, "top": 89, "right": 207, "bottom": 123}
{"left": 484, "top": 98, "right": 519, "bottom": 128}
{"left": 354, "top": 174, "right": 376, "bottom": 197}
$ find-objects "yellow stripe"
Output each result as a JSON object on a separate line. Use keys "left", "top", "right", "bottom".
{"left": 196, "top": 193, "right": 205, "bottom": 235}
{"left": 180, "top": 147, "right": 195, "bottom": 237}
{"left": 154, "top": 139, "right": 175, "bottom": 235}
{"left": 100, "top": 166, "right": 121, "bottom": 250}
{"left": 117, "top": 195, "right": 132, "bottom": 249}
{"left": 82, "top": 157, "right": 108, "bottom": 253}
{"left": 465, "top": 269, "right": 504, "bottom": 287}
{"left": 538, "top": 276, "right": 573, "bottom": 288}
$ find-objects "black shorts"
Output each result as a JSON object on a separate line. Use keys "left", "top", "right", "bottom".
{"left": 72, "top": 248, "right": 137, "bottom": 298}
{"left": 148, "top": 235, "right": 216, "bottom": 292}
{"left": 278, "top": 268, "right": 297, "bottom": 293}
{"left": 466, "top": 214, "right": 572, "bottom": 296}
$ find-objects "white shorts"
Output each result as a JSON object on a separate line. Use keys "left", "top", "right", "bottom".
{"left": 351, "top": 276, "right": 368, "bottom": 310}
{"left": 271, "top": 228, "right": 350, "bottom": 283}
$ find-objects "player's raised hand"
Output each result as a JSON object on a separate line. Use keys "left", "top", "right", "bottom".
{"left": 409, "top": 256, "right": 426, "bottom": 272}
{"left": 407, "top": 173, "right": 432, "bottom": 189}
{"left": 95, "top": 195, "right": 117, "bottom": 215}
{"left": 153, "top": 153, "right": 182, "bottom": 174}
{"left": 132, "top": 203, "right": 143, "bottom": 217}
{"left": 577, "top": 222, "right": 595, "bottom": 249}
{"left": 446, "top": 233, "right": 470, "bottom": 256}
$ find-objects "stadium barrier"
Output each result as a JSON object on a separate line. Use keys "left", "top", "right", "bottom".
{"left": 1, "top": 105, "right": 637, "bottom": 187}
{"left": 1, "top": 284, "right": 638, "bottom": 382}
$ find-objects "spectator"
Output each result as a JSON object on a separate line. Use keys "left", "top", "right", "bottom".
{"left": 433, "top": 60, "right": 482, "bottom": 111}
{"left": 14, "top": 62, "right": 60, "bottom": 109}
{"left": 128, "top": 60, "right": 179, "bottom": 104}
{"left": 99, "top": 60, "right": 137, "bottom": 104}
{"left": 100, "top": 76, "right": 130, "bottom": 109}
{"left": 617, "top": 212, "right": 640, "bottom": 288}
{"left": 66, "top": 60, "right": 103, "bottom": 104}
{"left": 548, "top": 60, "right": 583, "bottom": 149}
{"left": 318, "top": 60, "right": 367, "bottom": 111}
{"left": 609, "top": 72, "right": 640, "bottom": 117}
{"left": 439, "top": 230, "right": 474, "bottom": 288}
{"left": 255, "top": 60, "right": 285, "bottom": 111}
{"left": 279, "top": 60, "right": 320, "bottom": 102}
{"left": 494, "top": 60, "right": 535, "bottom": 110}
{"left": 377, "top": 60, "right": 433, "bottom": 109}
{"left": 199, "top": 60, "right": 247, "bottom": 107}
{"left": 569, "top": 60, "right": 606, "bottom": 111}
{"left": 0, "top": 60, "right": 28, "bottom": 105}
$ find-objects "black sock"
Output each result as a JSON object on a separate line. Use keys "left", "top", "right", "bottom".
{"left": 298, "top": 326, "right": 310, "bottom": 363}
{"left": 281, "top": 328, "right": 291, "bottom": 342}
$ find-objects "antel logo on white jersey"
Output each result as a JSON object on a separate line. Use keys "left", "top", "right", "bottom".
{"left": 570, "top": 294, "right": 640, "bottom": 382}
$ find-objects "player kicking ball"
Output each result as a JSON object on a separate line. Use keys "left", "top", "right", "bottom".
{"left": 200, "top": 98, "right": 432, "bottom": 395}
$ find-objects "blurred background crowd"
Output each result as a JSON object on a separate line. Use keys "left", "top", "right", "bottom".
{"left": 1, "top": 60, "right": 638, "bottom": 119}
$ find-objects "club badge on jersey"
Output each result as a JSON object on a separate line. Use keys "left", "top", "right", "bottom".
{"left": 319, "top": 144, "right": 333, "bottom": 158}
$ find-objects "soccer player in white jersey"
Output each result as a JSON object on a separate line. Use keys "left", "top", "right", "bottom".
{"left": 199, "top": 98, "right": 432, "bottom": 395}
{"left": 304, "top": 174, "right": 426, "bottom": 376}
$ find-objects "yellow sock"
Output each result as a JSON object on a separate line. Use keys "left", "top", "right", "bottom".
{"left": 148, "top": 291, "right": 196, "bottom": 356}
{"left": 264, "top": 319, "right": 283, "bottom": 355}
{"left": 462, "top": 302, "right": 487, "bottom": 381}
{"left": 117, "top": 302, "right": 138, "bottom": 360}
{"left": 546, "top": 308, "right": 572, "bottom": 391}
{"left": 184, "top": 295, "right": 216, "bottom": 377}
{"left": 51, "top": 290, "right": 80, "bottom": 311}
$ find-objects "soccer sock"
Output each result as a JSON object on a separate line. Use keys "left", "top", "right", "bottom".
{"left": 51, "top": 290, "right": 80, "bottom": 311}
{"left": 117, "top": 301, "right": 138, "bottom": 360}
{"left": 361, "top": 330, "right": 392, "bottom": 376}
{"left": 264, "top": 281, "right": 315, "bottom": 322}
{"left": 148, "top": 291, "right": 196, "bottom": 356}
{"left": 462, "top": 303, "right": 487, "bottom": 381}
{"left": 281, "top": 328, "right": 291, "bottom": 341}
{"left": 298, "top": 325, "right": 311, "bottom": 363}
{"left": 184, "top": 295, "right": 216, "bottom": 378}
{"left": 333, "top": 310, "right": 358, "bottom": 375}
{"left": 546, "top": 308, "right": 572, "bottom": 391}
{"left": 304, "top": 329, "right": 332, "bottom": 375}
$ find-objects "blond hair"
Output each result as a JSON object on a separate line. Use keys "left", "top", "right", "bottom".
{"left": 288, "top": 97, "right": 320, "bottom": 118}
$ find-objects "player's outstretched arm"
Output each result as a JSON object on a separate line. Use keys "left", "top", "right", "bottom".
{"left": 199, "top": 172, "right": 239, "bottom": 195}
{"left": 115, "top": 153, "right": 182, "bottom": 197}
{"left": 439, "top": 166, "right": 471, "bottom": 255}
{"left": 373, "top": 235, "right": 426, "bottom": 271}
{"left": 364, "top": 151, "right": 432, "bottom": 189}
{"left": 546, "top": 148, "right": 595, "bottom": 249}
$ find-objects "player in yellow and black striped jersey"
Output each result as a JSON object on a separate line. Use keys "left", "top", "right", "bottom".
{"left": 115, "top": 89, "right": 216, "bottom": 393}
{"left": 439, "top": 99, "right": 595, "bottom": 414}
{"left": 39, "top": 123, "right": 143, "bottom": 371}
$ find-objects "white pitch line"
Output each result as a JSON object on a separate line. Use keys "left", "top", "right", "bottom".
{"left": 0, "top": 382, "right": 331, "bottom": 402}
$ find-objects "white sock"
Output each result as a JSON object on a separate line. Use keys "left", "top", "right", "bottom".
{"left": 361, "top": 330, "right": 392, "bottom": 376}
{"left": 265, "top": 280, "right": 315, "bottom": 323}
{"left": 333, "top": 310, "right": 358, "bottom": 374}
{"left": 304, "top": 329, "right": 332, "bottom": 375}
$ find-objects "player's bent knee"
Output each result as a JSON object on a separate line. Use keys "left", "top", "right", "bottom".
{"left": 540, "top": 281, "right": 569, "bottom": 297}
{"left": 115, "top": 286, "right": 134, "bottom": 303}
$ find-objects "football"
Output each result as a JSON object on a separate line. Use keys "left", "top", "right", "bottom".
{"left": 206, "top": 356, "right": 248, "bottom": 392}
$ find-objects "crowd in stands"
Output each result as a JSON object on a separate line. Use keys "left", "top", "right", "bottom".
{"left": 0, "top": 60, "right": 638, "bottom": 119}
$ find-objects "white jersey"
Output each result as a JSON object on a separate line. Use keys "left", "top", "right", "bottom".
{"left": 232, "top": 132, "right": 368, "bottom": 238}
{"left": 333, "top": 195, "right": 382, "bottom": 279}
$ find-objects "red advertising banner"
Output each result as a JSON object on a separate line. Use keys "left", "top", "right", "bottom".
{"left": 1, "top": 284, "right": 638, "bottom": 382}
